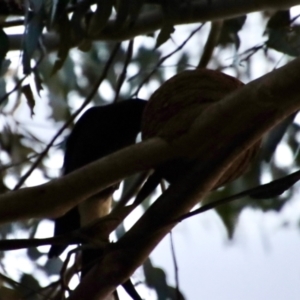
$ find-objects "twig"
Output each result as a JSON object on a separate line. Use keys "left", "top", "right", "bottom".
{"left": 45, "top": 254, "right": 81, "bottom": 300}
{"left": 2, "top": 168, "right": 300, "bottom": 253}
{"left": 0, "top": 75, "right": 26, "bottom": 107}
{"left": 60, "top": 248, "right": 81, "bottom": 294}
{"left": 170, "top": 231, "right": 180, "bottom": 300}
{"left": 198, "top": 20, "right": 223, "bottom": 68}
{"left": 0, "top": 235, "right": 79, "bottom": 251}
{"left": 163, "top": 181, "right": 180, "bottom": 299}
{"left": 0, "top": 53, "right": 44, "bottom": 107}
{"left": 238, "top": 44, "right": 264, "bottom": 64}
{"left": 114, "top": 40, "right": 134, "bottom": 103}
{"left": 13, "top": 42, "right": 121, "bottom": 190}
{"left": 0, "top": 153, "right": 39, "bottom": 172}
{"left": 131, "top": 24, "right": 204, "bottom": 97}
{"left": 176, "top": 169, "right": 300, "bottom": 222}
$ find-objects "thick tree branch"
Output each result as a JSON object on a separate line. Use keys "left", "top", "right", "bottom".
{"left": 8, "top": 0, "right": 300, "bottom": 51}
{"left": 1, "top": 56, "right": 300, "bottom": 226}
{"left": 198, "top": 20, "right": 223, "bottom": 68}
{"left": 68, "top": 57, "right": 300, "bottom": 299}
{"left": 1, "top": 57, "right": 300, "bottom": 229}
{"left": 0, "top": 138, "right": 172, "bottom": 223}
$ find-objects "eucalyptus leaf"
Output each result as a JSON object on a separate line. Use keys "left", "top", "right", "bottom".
{"left": 88, "top": 0, "right": 113, "bottom": 36}
{"left": 265, "top": 10, "right": 300, "bottom": 56}
{"left": 23, "top": 12, "right": 45, "bottom": 74}
{"left": 115, "top": 0, "right": 130, "bottom": 28}
{"left": 155, "top": 23, "right": 175, "bottom": 48}
{"left": 21, "top": 84, "right": 35, "bottom": 117}
{"left": 0, "top": 28, "right": 9, "bottom": 69}
{"left": 51, "top": 13, "right": 73, "bottom": 75}
{"left": 218, "top": 15, "right": 247, "bottom": 49}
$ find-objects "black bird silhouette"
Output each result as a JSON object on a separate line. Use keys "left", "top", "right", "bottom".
{"left": 48, "top": 99, "right": 147, "bottom": 258}
{"left": 48, "top": 99, "right": 147, "bottom": 300}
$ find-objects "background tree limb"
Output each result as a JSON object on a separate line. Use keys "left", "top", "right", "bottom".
{"left": 7, "top": 0, "right": 300, "bottom": 51}
{"left": 69, "top": 56, "right": 300, "bottom": 299}
{"left": 0, "top": 54, "right": 299, "bottom": 243}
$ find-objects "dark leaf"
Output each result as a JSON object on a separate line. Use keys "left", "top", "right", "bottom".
{"left": 218, "top": 15, "right": 247, "bottom": 49}
{"left": 78, "top": 39, "right": 93, "bottom": 52}
{"left": 115, "top": 0, "right": 131, "bottom": 28}
{"left": 134, "top": 46, "right": 161, "bottom": 67}
{"left": 0, "top": 59, "right": 9, "bottom": 102}
{"left": 143, "top": 258, "right": 184, "bottom": 300}
{"left": 44, "top": 257, "right": 63, "bottom": 276}
{"left": 128, "top": 0, "right": 145, "bottom": 25}
{"left": 0, "top": 128, "right": 34, "bottom": 177}
{"left": 262, "top": 112, "right": 297, "bottom": 161}
{"left": 40, "top": 54, "right": 76, "bottom": 99}
{"left": 21, "top": 84, "right": 35, "bottom": 117}
{"left": 176, "top": 52, "right": 189, "bottom": 73}
{"left": 19, "top": 274, "right": 40, "bottom": 300}
{"left": 70, "top": 1, "right": 90, "bottom": 40}
{"left": 27, "top": 247, "right": 43, "bottom": 261}
{"left": 52, "top": 13, "right": 73, "bottom": 75}
{"left": 23, "top": 10, "right": 45, "bottom": 74}
{"left": 46, "top": 0, "right": 70, "bottom": 29}
{"left": 216, "top": 205, "right": 239, "bottom": 239}
{"left": 265, "top": 10, "right": 300, "bottom": 56}
{"left": 254, "top": 197, "right": 288, "bottom": 212}
{"left": 48, "top": 96, "right": 70, "bottom": 122}
{"left": 0, "top": 57, "right": 10, "bottom": 75}
{"left": 250, "top": 170, "right": 300, "bottom": 199}
{"left": 0, "top": 28, "right": 9, "bottom": 69}
{"left": 178, "top": 170, "right": 300, "bottom": 222}
{"left": 155, "top": 23, "right": 175, "bottom": 48}
{"left": 266, "top": 26, "right": 300, "bottom": 56}
{"left": 167, "top": 286, "right": 185, "bottom": 300}
{"left": 267, "top": 10, "right": 290, "bottom": 30}
{"left": 50, "top": 0, "right": 70, "bottom": 25}
{"left": 143, "top": 258, "right": 169, "bottom": 299}
{"left": 47, "top": 0, "right": 57, "bottom": 27}
{"left": 88, "top": 0, "right": 113, "bottom": 36}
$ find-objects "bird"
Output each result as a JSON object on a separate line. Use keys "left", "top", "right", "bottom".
{"left": 48, "top": 99, "right": 147, "bottom": 300}
{"left": 48, "top": 99, "right": 147, "bottom": 259}
{"left": 47, "top": 70, "right": 261, "bottom": 300}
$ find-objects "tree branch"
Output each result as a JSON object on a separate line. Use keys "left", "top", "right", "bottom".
{"left": 0, "top": 138, "right": 171, "bottom": 223}
{"left": 68, "top": 56, "right": 300, "bottom": 299}
{"left": 198, "top": 20, "right": 223, "bottom": 68}
{"left": 1, "top": 57, "right": 300, "bottom": 230}
{"left": 8, "top": 0, "right": 300, "bottom": 51}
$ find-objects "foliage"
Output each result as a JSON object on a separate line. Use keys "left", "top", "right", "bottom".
{"left": 0, "top": 1, "right": 300, "bottom": 299}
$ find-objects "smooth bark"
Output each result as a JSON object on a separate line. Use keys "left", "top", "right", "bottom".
{"left": 8, "top": 0, "right": 300, "bottom": 50}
